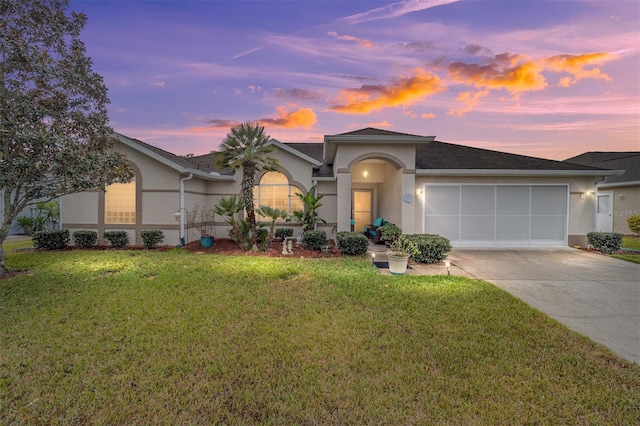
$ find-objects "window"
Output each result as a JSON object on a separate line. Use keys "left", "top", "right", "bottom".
{"left": 105, "top": 178, "right": 136, "bottom": 224}
{"left": 254, "top": 172, "right": 304, "bottom": 219}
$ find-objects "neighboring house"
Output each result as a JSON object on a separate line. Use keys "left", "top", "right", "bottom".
{"left": 61, "top": 128, "right": 621, "bottom": 248}
{"left": 565, "top": 152, "right": 640, "bottom": 234}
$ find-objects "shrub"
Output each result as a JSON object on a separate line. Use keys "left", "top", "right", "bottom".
{"left": 103, "top": 231, "right": 130, "bottom": 249}
{"left": 141, "top": 229, "right": 164, "bottom": 249}
{"left": 33, "top": 229, "right": 70, "bottom": 250}
{"left": 407, "top": 234, "right": 451, "bottom": 264}
{"left": 275, "top": 227, "right": 294, "bottom": 240}
{"left": 587, "top": 232, "right": 623, "bottom": 254}
{"left": 73, "top": 231, "right": 98, "bottom": 249}
{"left": 336, "top": 231, "right": 369, "bottom": 256}
{"left": 379, "top": 223, "right": 401, "bottom": 243}
{"left": 303, "top": 230, "right": 326, "bottom": 251}
{"left": 627, "top": 215, "right": 640, "bottom": 235}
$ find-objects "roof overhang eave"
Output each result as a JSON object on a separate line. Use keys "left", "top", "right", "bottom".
{"left": 416, "top": 169, "right": 624, "bottom": 177}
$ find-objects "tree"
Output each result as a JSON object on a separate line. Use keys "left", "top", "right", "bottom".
{"left": 0, "top": 0, "right": 135, "bottom": 275}
{"left": 216, "top": 122, "right": 279, "bottom": 250}
{"left": 292, "top": 190, "right": 326, "bottom": 233}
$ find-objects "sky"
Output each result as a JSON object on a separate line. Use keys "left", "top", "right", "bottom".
{"left": 70, "top": 0, "right": 640, "bottom": 161}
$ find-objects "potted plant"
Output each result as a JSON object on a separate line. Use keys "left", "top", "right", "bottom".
{"left": 386, "top": 234, "right": 420, "bottom": 275}
{"left": 189, "top": 205, "right": 215, "bottom": 247}
{"left": 379, "top": 223, "right": 401, "bottom": 247}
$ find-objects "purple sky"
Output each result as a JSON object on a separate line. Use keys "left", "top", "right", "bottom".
{"left": 71, "top": 0, "right": 639, "bottom": 160}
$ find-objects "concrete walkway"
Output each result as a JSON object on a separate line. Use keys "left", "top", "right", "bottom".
{"left": 370, "top": 246, "right": 640, "bottom": 364}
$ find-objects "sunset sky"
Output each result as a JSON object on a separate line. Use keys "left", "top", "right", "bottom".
{"left": 71, "top": 0, "right": 639, "bottom": 160}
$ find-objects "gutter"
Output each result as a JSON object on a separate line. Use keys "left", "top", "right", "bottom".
{"left": 178, "top": 173, "right": 193, "bottom": 246}
{"left": 416, "top": 169, "right": 624, "bottom": 177}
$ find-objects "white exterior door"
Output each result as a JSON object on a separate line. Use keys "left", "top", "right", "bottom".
{"left": 423, "top": 184, "right": 568, "bottom": 247}
{"left": 596, "top": 191, "right": 613, "bottom": 232}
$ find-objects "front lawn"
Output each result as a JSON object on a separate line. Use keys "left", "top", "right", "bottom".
{"left": 1, "top": 250, "right": 639, "bottom": 424}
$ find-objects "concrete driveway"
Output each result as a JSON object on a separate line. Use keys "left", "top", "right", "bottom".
{"left": 447, "top": 248, "right": 640, "bottom": 364}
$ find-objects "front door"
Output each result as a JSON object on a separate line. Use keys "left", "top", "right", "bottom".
{"left": 353, "top": 190, "right": 372, "bottom": 234}
{"left": 596, "top": 191, "right": 613, "bottom": 232}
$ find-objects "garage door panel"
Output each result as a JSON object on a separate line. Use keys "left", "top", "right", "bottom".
{"left": 497, "top": 186, "right": 530, "bottom": 215}
{"left": 531, "top": 216, "right": 566, "bottom": 240}
{"left": 425, "top": 216, "right": 459, "bottom": 240}
{"left": 461, "top": 216, "right": 495, "bottom": 240}
{"left": 424, "top": 184, "right": 567, "bottom": 247}
{"left": 496, "top": 216, "right": 530, "bottom": 240}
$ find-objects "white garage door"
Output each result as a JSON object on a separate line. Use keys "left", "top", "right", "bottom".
{"left": 423, "top": 185, "right": 568, "bottom": 247}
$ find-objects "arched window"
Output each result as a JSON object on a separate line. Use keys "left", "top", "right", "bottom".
{"left": 254, "top": 172, "right": 304, "bottom": 219}
{"left": 105, "top": 178, "right": 136, "bottom": 224}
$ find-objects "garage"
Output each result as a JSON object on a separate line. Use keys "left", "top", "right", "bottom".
{"left": 423, "top": 184, "right": 568, "bottom": 247}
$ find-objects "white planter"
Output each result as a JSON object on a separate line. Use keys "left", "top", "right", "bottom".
{"left": 387, "top": 252, "right": 410, "bottom": 275}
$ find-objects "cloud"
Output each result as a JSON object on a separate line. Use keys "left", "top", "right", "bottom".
{"left": 340, "top": 0, "right": 460, "bottom": 24}
{"left": 421, "top": 112, "right": 436, "bottom": 119}
{"left": 258, "top": 107, "right": 318, "bottom": 129}
{"left": 543, "top": 52, "right": 616, "bottom": 87}
{"left": 328, "top": 31, "right": 374, "bottom": 48}
{"left": 248, "top": 85, "right": 262, "bottom": 93}
{"left": 230, "top": 46, "right": 263, "bottom": 60}
{"left": 192, "top": 119, "right": 240, "bottom": 132}
{"left": 328, "top": 67, "right": 445, "bottom": 114}
{"left": 366, "top": 120, "right": 392, "bottom": 128}
{"left": 273, "top": 88, "right": 323, "bottom": 100}
{"left": 150, "top": 80, "right": 166, "bottom": 87}
{"left": 447, "top": 90, "right": 490, "bottom": 116}
{"left": 448, "top": 53, "right": 547, "bottom": 93}
{"left": 463, "top": 43, "right": 493, "bottom": 57}
{"left": 400, "top": 41, "right": 434, "bottom": 52}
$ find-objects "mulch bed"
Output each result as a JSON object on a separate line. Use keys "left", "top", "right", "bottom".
{"left": 181, "top": 238, "right": 343, "bottom": 258}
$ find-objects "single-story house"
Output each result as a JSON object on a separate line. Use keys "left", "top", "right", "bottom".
{"left": 61, "top": 127, "right": 627, "bottom": 248}
{"left": 564, "top": 152, "right": 640, "bottom": 235}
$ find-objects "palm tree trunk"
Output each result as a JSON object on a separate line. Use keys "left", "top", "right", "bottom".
{"left": 241, "top": 162, "right": 258, "bottom": 250}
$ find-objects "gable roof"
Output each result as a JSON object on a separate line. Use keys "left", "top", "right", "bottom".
{"left": 416, "top": 141, "right": 609, "bottom": 174}
{"left": 564, "top": 152, "right": 639, "bottom": 184}
{"left": 115, "top": 133, "right": 234, "bottom": 179}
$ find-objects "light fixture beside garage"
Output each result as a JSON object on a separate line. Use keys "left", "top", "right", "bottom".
{"left": 363, "top": 170, "right": 368, "bottom": 178}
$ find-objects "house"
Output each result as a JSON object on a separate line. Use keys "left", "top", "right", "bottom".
{"left": 565, "top": 152, "right": 640, "bottom": 234}
{"left": 61, "top": 128, "right": 623, "bottom": 248}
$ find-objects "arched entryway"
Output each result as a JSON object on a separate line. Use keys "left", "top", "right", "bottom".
{"left": 350, "top": 157, "right": 403, "bottom": 233}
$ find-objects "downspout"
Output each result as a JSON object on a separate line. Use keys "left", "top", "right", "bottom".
{"left": 178, "top": 173, "right": 193, "bottom": 246}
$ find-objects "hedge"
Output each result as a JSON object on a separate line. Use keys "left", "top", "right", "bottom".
{"left": 141, "top": 229, "right": 164, "bottom": 249}
{"left": 406, "top": 234, "right": 451, "bottom": 264}
{"left": 33, "top": 229, "right": 70, "bottom": 250}
{"left": 587, "top": 232, "right": 623, "bottom": 254}
{"left": 73, "top": 231, "right": 98, "bottom": 249}
{"left": 303, "top": 230, "right": 327, "bottom": 251}
{"left": 103, "top": 231, "right": 130, "bottom": 249}
{"left": 336, "top": 231, "right": 369, "bottom": 256}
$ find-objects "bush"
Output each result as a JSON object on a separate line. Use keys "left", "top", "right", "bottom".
{"left": 275, "top": 228, "right": 294, "bottom": 240}
{"left": 33, "top": 229, "right": 70, "bottom": 250}
{"left": 627, "top": 215, "right": 640, "bottom": 235}
{"left": 141, "top": 229, "right": 164, "bottom": 249}
{"left": 378, "top": 223, "right": 401, "bottom": 243}
{"left": 336, "top": 231, "right": 369, "bottom": 256}
{"left": 73, "top": 231, "right": 98, "bottom": 249}
{"left": 303, "top": 230, "right": 326, "bottom": 251}
{"left": 407, "top": 234, "right": 451, "bottom": 264}
{"left": 103, "top": 231, "right": 130, "bottom": 249}
{"left": 587, "top": 232, "right": 623, "bottom": 254}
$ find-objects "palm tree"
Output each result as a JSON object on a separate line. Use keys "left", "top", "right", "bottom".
{"left": 216, "top": 122, "right": 280, "bottom": 250}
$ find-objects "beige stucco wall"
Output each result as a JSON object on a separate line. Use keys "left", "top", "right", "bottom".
{"left": 610, "top": 185, "right": 640, "bottom": 234}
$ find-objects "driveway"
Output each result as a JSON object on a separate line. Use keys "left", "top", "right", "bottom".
{"left": 447, "top": 248, "right": 640, "bottom": 364}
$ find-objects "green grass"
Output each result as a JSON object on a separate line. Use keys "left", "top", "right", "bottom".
{"left": 1, "top": 236, "right": 33, "bottom": 253}
{"left": 621, "top": 235, "right": 640, "bottom": 250}
{"left": 613, "top": 236, "right": 640, "bottom": 263}
{"left": 1, "top": 250, "right": 639, "bottom": 424}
